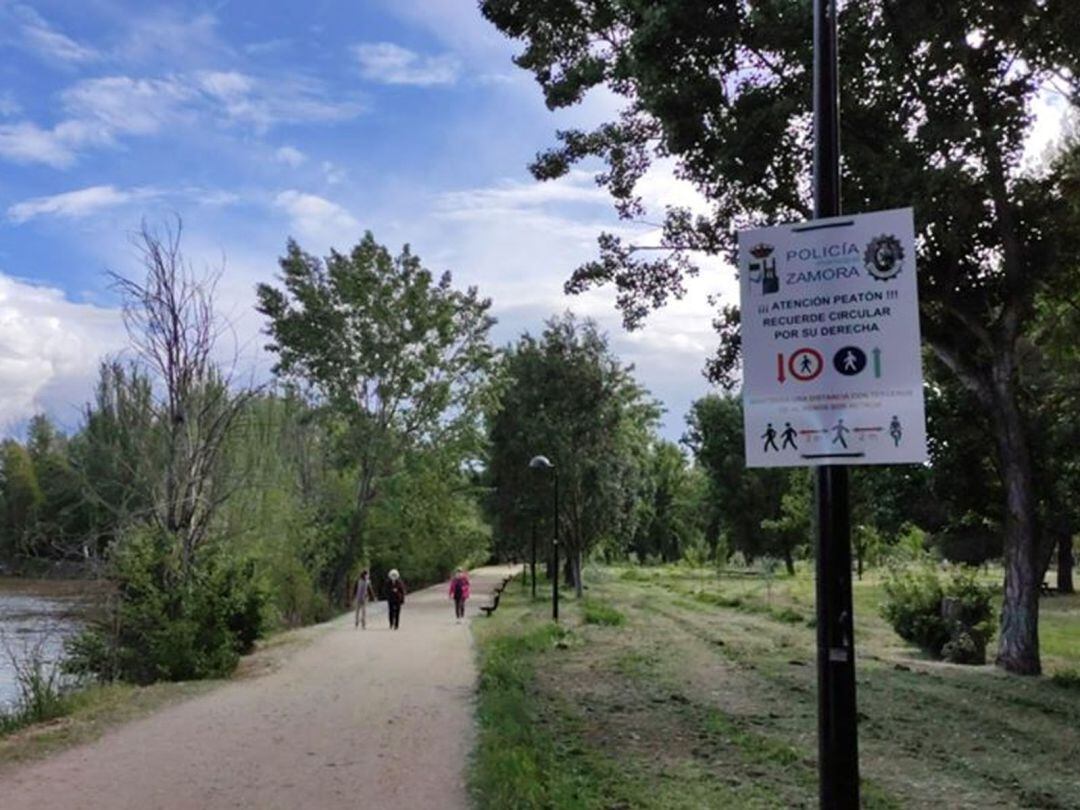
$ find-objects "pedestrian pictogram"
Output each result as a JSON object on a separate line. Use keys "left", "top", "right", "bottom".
{"left": 781, "top": 422, "right": 798, "bottom": 450}
{"left": 889, "top": 416, "right": 902, "bottom": 446}
{"left": 788, "top": 348, "right": 824, "bottom": 381}
{"left": 762, "top": 423, "right": 780, "bottom": 453}
{"left": 833, "top": 346, "right": 867, "bottom": 376}
{"left": 831, "top": 419, "right": 850, "bottom": 449}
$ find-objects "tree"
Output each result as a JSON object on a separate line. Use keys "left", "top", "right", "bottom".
{"left": 0, "top": 440, "right": 43, "bottom": 558}
{"left": 487, "top": 313, "right": 658, "bottom": 594}
{"left": 110, "top": 219, "right": 252, "bottom": 577}
{"left": 23, "top": 414, "right": 86, "bottom": 559}
{"left": 256, "top": 232, "right": 495, "bottom": 595}
{"left": 630, "top": 440, "right": 707, "bottom": 563}
{"left": 365, "top": 448, "right": 492, "bottom": 586}
{"left": 481, "top": 0, "right": 1080, "bottom": 673}
{"left": 684, "top": 394, "right": 802, "bottom": 573}
{"left": 68, "top": 362, "right": 158, "bottom": 558}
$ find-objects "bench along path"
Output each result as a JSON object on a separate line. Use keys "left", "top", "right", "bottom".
{"left": 0, "top": 565, "right": 517, "bottom": 810}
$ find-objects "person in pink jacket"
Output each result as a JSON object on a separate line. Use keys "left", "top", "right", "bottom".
{"left": 449, "top": 568, "right": 470, "bottom": 621}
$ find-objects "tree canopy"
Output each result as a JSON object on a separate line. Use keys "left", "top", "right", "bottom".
{"left": 481, "top": 0, "right": 1080, "bottom": 674}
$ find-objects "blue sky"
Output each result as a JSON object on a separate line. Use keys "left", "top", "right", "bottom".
{"left": 0, "top": 0, "right": 730, "bottom": 441}
{"left": 0, "top": 2, "right": 1068, "bottom": 441}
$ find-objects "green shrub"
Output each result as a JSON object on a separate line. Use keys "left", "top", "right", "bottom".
{"left": 880, "top": 563, "right": 994, "bottom": 662}
{"left": 1050, "top": 669, "right": 1080, "bottom": 691}
{"left": 772, "top": 607, "right": 804, "bottom": 624}
{"left": 582, "top": 599, "right": 625, "bottom": 626}
{"left": 65, "top": 527, "right": 269, "bottom": 684}
{"left": 269, "top": 552, "right": 332, "bottom": 627}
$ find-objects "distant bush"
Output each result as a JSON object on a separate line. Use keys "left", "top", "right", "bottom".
{"left": 1051, "top": 669, "right": 1080, "bottom": 691}
{"left": 582, "top": 600, "right": 625, "bottom": 626}
{"left": 65, "top": 527, "right": 270, "bottom": 684}
{"left": 880, "top": 563, "right": 994, "bottom": 663}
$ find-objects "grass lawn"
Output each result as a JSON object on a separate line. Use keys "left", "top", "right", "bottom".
{"left": 470, "top": 566, "right": 1080, "bottom": 809}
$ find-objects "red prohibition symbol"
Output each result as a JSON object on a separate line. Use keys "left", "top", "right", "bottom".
{"left": 788, "top": 347, "right": 824, "bottom": 381}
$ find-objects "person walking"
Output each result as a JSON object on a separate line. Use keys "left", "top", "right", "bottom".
{"left": 353, "top": 570, "right": 373, "bottom": 629}
{"left": 449, "top": 568, "right": 470, "bottom": 622}
{"left": 386, "top": 569, "right": 406, "bottom": 630}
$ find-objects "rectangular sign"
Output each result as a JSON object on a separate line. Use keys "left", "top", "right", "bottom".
{"left": 739, "top": 207, "right": 927, "bottom": 467}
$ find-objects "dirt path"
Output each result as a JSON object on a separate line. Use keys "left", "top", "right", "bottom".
{"left": 0, "top": 565, "right": 517, "bottom": 809}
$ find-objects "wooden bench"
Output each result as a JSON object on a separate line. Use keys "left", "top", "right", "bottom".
{"left": 480, "top": 576, "right": 515, "bottom": 616}
{"left": 479, "top": 591, "right": 501, "bottom": 616}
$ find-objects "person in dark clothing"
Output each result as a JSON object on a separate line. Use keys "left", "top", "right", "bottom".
{"left": 386, "top": 569, "right": 406, "bottom": 630}
{"left": 449, "top": 568, "right": 470, "bottom": 622}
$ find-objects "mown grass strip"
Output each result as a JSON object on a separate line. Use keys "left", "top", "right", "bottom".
{"left": 470, "top": 610, "right": 621, "bottom": 809}
{"left": 582, "top": 598, "right": 625, "bottom": 626}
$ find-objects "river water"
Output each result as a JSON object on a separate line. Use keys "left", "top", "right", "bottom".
{"left": 0, "top": 580, "right": 90, "bottom": 711}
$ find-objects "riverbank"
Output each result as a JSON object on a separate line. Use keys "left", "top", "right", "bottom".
{"left": 471, "top": 566, "right": 1080, "bottom": 809}
{"left": 0, "top": 567, "right": 511, "bottom": 809}
{"left": 0, "top": 604, "right": 313, "bottom": 769}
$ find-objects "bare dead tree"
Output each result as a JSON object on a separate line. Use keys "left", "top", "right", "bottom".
{"left": 109, "top": 216, "right": 254, "bottom": 576}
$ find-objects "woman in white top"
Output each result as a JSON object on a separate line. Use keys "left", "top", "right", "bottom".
{"left": 354, "top": 570, "right": 373, "bottom": 629}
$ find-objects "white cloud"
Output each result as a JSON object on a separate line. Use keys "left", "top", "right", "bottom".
{"left": 375, "top": 0, "right": 515, "bottom": 63}
{"left": 194, "top": 71, "right": 364, "bottom": 131}
{"left": 117, "top": 11, "right": 226, "bottom": 67}
{"left": 197, "top": 70, "right": 254, "bottom": 100}
{"left": 322, "top": 161, "right": 346, "bottom": 185}
{"left": 275, "top": 146, "right": 307, "bottom": 167}
{"left": 0, "top": 273, "right": 125, "bottom": 431}
{"left": 274, "top": 190, "right": 360, "bottom": 248}
{"left": 0, "top": 71, "right": 363, "bottom": 168}
{"left": 62, "top": 76, "right": 195, "bottom": 136}
{"left": 12, "top": 5, "right": 99, "bottom": 64}
{"left": 7, "top": 185, "right": 158, "bottom": 224}
{"left": 0, "top": 92, "right": 19, "bottom": 117}
{"left": 438, "top": 170, "right": 608, "bottom": 214}
{"left": 352, "top": 42, "right": 461, "bottom": 86}
{"left": 419, "top": 165, "right": 726, "bottom": 437}
{"left": 0, "top": 121, "right": 78, "bottom": 167}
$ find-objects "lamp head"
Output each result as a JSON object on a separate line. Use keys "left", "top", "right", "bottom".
{"left": 528, "top": 455, "right": 554, "bottom": 470}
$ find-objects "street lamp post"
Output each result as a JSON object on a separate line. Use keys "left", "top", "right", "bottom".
{"left": 528, "top": 455, "right": 559, "bottom": 622}
{"left": 530, "top": 518, "right": 537, "bottom": 600}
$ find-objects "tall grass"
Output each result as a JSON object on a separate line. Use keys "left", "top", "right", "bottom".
{"left": 0, "top": 633, "right": 71, "bottom": 735}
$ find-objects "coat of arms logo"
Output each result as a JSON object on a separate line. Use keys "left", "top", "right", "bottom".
{"left": 748, "top": 243, "right": 779, "bottom": 295}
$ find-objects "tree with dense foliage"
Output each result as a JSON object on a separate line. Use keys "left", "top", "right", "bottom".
{"left": 684, "top": 394, "right": 803, "bottom": 573}
{"left": 68, "top": 362, "right": 158, "bottom": 559}
{"left": 487, "top": 313, "right": 658, "bottom": 594}
{"left": 0, "top": 439, "right": 43, "bottom": 558}
{"left": 628, "top": 440, "right": 708, "bottom": 564}
{"left": 256, "top": 232, "right": 496, "bottom": 595}
{"left": 481, "top": 0, "right": 1080, "bottom": 673}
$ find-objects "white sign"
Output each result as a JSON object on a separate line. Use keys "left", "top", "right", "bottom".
{"left": 738, "top": 207, "right": 927, "bottom": 468}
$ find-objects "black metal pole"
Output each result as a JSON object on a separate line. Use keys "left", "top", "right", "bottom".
{"left": 813, "top": 0, "right": 859, "bottom": 807}
{"left": 552, "top": 468, "right": 559, "bottom": 622}
{"left": 531, "top": 519, "right": 537, "bottom": 600}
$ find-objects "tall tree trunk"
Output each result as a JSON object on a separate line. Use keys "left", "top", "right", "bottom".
{"left": 1058, "top": 532, "right": 1075, "bottom": 595}
{"left": 992, "top": 385, "right": 1042, "bottom": 675}
{"left": 574, "top": 549, "right": 584, "bottom": 598}
{"left": 783, "top": 547, "right": 795, "bottom": 577}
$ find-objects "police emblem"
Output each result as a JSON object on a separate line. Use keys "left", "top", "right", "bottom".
{"left": 864, "top": 235, "right": 904, "bottom": 281}
{"left": 748, "top": 243, "right": 779, "bottom": 294}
